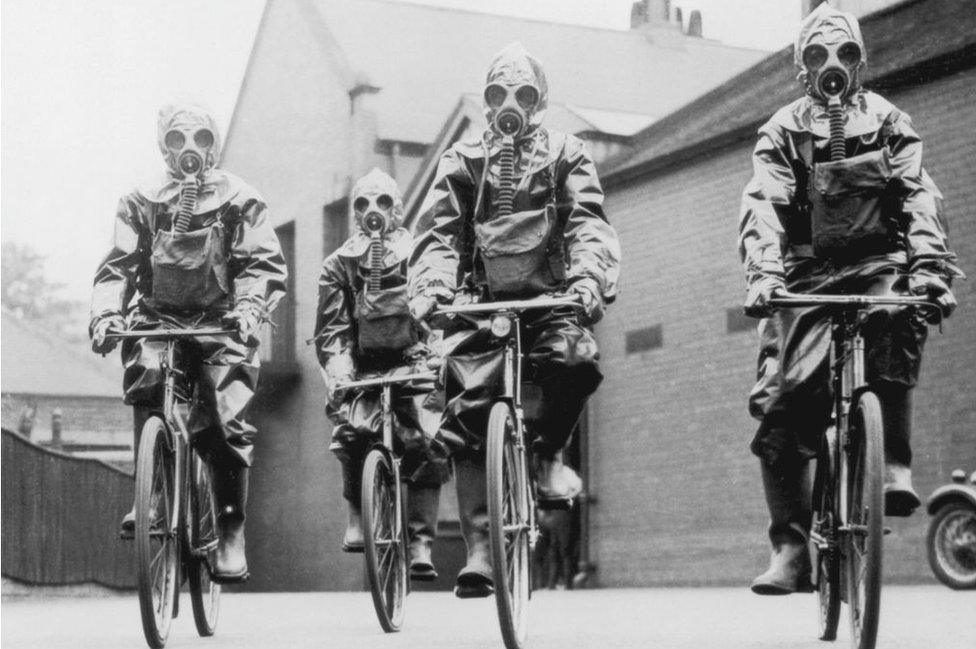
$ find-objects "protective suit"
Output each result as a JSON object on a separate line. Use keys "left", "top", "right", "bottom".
{"left": 90, "top": 102, "right": 288, "bottom": 582}
{"left": 408, "top": 43, "right": 620, "bottom": 596}
{"left": 314, "top": 168, "right": 448, "bottom": 580}
{"left": 739, "top": 5, "right": 963, "bottom": 595}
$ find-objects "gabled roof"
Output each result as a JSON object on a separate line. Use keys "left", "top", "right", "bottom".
{"left": 401, "top": 93, "right": 653, "bottom": 222}
{"left": 602, "top": 0, "right": 976, "bottom": 185}
{"left": 312, "top": 0, "right": 766, "bottom": 145}
{"left": 1, "top": 309, "right": 120, "bottom": 398}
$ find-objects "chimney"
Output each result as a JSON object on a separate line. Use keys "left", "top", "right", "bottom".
{"left": 687, "top": 9, "right": 703, "bottom": 37}
{"left": 630, "top": 0, "right": 671, "bottom": 28}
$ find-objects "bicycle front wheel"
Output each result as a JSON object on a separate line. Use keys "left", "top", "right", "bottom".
{"left": 361, "top": 448, "right": 407, "bottom": 632}
{"left": 187, "top": 452, "right": 221, "bottom": 636}
{"left": 135, "top": 416, "right": 178, "bottom": 649}
{"left": 812, "top": 428, "right": 840, "bottom": 641}
{"left": 487, "top": 401, "right": 531, "bottom": 649}
{"left": 845, "top": 392, "right": 885, "bottom": 649}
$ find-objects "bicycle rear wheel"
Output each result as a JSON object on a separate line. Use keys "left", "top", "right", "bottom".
{"left": 187, "top": 452, "right": 221, "bottom": 636}
{"left": 487, "top": 402, "right": 531, "bottom": 649}
{"left": 362, "top": 448, "right": 407, "bottom": 632}
{"left": 812, "top": 428, "right": 841, "bottom": 641}
{"left": 135, "top": 416, "right": 178, "bottom": 649}
{"left": 845, "top": 392, "right": 884, "bottom": 649}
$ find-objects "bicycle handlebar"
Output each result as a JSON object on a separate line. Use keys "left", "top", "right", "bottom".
{"left": 431, "top": 295, "right": 581, "bottom": 317}
{"left": 768, "top": 291, "right": 938, "bottom": 310}
{"left": 105, "top": 328, "right": 235, "bottom": 340}
{"left": 334, "top": 372, "right": 437, "bottom": 391}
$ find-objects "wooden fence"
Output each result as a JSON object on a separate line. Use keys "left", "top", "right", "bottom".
{"left": 1, "top": 428, "right": 134, "bottom": 588}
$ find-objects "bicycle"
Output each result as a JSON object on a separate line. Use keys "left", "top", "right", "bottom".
{"left": 432, "top": 295, "right": 581, "bottom": 649}
{"left": 333, "top": 371, "right": 437, "bottom": 633}
{"left": 768, "top": 291, "right": 936, "bottom": 649}
{"left": 107, "top": 327, "right": 230, "bottom": 649}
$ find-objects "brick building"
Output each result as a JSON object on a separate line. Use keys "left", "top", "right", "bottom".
{"left": 220, "top": 0, "right": 766, "bottom": 590}
{"left": 590, "top": 0, "right": 976, "bottom": 586}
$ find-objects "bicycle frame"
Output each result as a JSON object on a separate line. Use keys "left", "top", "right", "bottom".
{"left": 109, "top": 328, "right": 229, "bottom": 556}
{"left": 433, "top": 296, "right": 580, "bottom": 551}
{"left": 769, "top": 293, "right": 933, "bottom": 546}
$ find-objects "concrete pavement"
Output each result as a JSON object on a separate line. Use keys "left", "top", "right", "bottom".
{"left": 3, "top": 586, "right": 974, "bottom": 649}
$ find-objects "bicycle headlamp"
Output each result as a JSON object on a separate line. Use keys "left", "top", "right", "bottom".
{"left": 490, "top": 314, "right": 513, "bottom": 338}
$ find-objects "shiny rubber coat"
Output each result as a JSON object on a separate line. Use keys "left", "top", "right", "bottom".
{"left": 91, "top": 174, "right": 287, "bottom": 468}
{"left": 738, "top": 91, "right": 963, "bottom": 465}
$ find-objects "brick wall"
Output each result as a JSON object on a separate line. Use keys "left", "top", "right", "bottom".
{"left": 591, "top": 66, "right": 976, "bottom": 586}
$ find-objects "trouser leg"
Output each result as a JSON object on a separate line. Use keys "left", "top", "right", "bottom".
{"left": 120, "top": 406, "right": 152, "bottom": 537}
{"left": 751, "top": 457, "right": 812, "bottom": 595}
{"left": 875, "top": 382, "right": 920, "bottom": 516}
{"left": 454, "top": 458, "right": 493, "bottom": 598}
{"left": 406, "top": 483, "right": 440, "bottom": 581}
{"left": 210, "top": 455, "right": 250, "bottom": 583}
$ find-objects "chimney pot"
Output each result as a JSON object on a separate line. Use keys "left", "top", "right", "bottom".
{"left": 687, "top": 9, "right": 703, "bottom": 37}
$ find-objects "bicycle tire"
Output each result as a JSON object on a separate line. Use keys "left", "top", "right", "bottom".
{"left": 926, "top": 502, "right": 976, "bottom": 590}
{"left": 812, "top": 428, "right": 841, "bottom": 641}
{"left": 487, "top": 402, "right": 531, "bottom": 649}
{"left": 362, "top": 449, "right": 406, "bottom": 632}
{"left": 845, "top": 392, "right": 884, "bottom": 649}
{"left": 135, "top": 416, "right": 178, "bottom": 649}
{"left": 187, "top": 452, "right": 221, "bottom": 636}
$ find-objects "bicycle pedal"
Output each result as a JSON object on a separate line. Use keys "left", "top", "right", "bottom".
{"left": 537, "top": 496, "right": 574, "bottom": 511}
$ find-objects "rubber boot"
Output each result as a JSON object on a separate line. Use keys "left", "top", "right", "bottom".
{"left": 342, "top": 499, "right": 365, "bottom": 553}
{"left": 120, "top": 407, "right": 151, "bottom": 539}
{"left": 407, "top": 484, "right": 440, "bottom": 581}
{"left": 536, "top": 451, "right": 583, "bottom": 510}
{"left": 878, "top": 385, "right": 920, "bottom": 517}
{"left": 454, "top": 459, "right": 493, "bottom": 598}
{"left": 751, "top": 460, "right": 812, "bottom": 595}
{"left": 211, "top": 462, "right": 250, "bottom": 583}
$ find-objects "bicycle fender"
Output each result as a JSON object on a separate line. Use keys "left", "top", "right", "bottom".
{"left": 926, "top": 484, "right": 976, "bottom": 515}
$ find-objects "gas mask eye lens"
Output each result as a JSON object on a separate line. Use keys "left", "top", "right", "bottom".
{"left": 514, "top": 85, "right": 539, "bottom": 109}
{"left": 164, "top": 130, "right": 186, "bottom": 150}
{"left": 484, "top": 84, "right": 507, "bottom": 108}
{"left": 193, "top": 129, "right": 215, "bottom": 148}
{"left": 376, "top": 194, "right": 393, "bottom": 210}
{"left": 802, "top": 44, "right": 828, "bottom": 69}
{"left": 353, "top": 197, "right": 369, "bottom": 213}
{"left": 837, "top": 42, "right": 862, "bottom": 67}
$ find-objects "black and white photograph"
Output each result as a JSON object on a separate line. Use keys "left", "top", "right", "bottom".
{"left": 2, "top": 1, "right": 974, "bottom": 648}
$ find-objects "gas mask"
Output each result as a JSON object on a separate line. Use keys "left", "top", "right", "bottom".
{"left": 351, "top": 168, "right": 404, "bottom": 291}
{"left": 482, "top": 43, "right": 548, "bottom": 218}
{"left": 156, "top": 103, "right": 221, "bottom": 232}
{"left": 795, "top": 4, "right": 866, "bottom": 160}
{"left": 796, "top": 4, "right": 865, "bottom": 105}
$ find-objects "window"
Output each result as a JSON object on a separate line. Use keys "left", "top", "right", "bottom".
{"left": 260, "top": 222, "right": 295, "bottom": 368}
{"left": 323, "top": 198, "right": 349, "bottom": 257}
{"left": 625, "top": 325, "right": 663, "bottom": 354}
{"left": 726, "top": 307, "right": 755, "bottom": 334}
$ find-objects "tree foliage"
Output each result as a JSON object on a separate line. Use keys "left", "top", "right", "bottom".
{"left": 2, "top": 241, "right": 86, "bottom": 340}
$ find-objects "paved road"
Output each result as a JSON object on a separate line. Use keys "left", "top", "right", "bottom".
{"left": 3, "top": 586, "right": 974, "bottom": 649}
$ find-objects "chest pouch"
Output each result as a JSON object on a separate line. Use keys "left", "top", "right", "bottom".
{"left": 475, "top": 203, "right": 560, "bottom": 298}
{"left": 809, "top": 148, "right": 894, "bottom": 259}
{"left": 355, "top": 283, "right": 418, "bottom": 354}
{"left": 150, "top": 222, "right": 230, "bottom": 311}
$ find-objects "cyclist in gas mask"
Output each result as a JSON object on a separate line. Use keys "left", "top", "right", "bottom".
{"left": 738, "top": 4, "right": 963, "bottom": 595}
{"left": 90, "top": 102, "right": 288, "bottom": 583}
{"left": 409, "top": 42, "right": 620, "bottom": 598}
{"left": 314, "top": 168, "right": 449, "bottom": 581}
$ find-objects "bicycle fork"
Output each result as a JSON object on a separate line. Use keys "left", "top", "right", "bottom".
{"left": 838, "top": 323, "right": 867, "bottom": 538}
{"left": 381, "top": 386, "right": 404, "bottom": 539}
{"left": 502, "top": 322, "right": 538, "bottom": 551}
